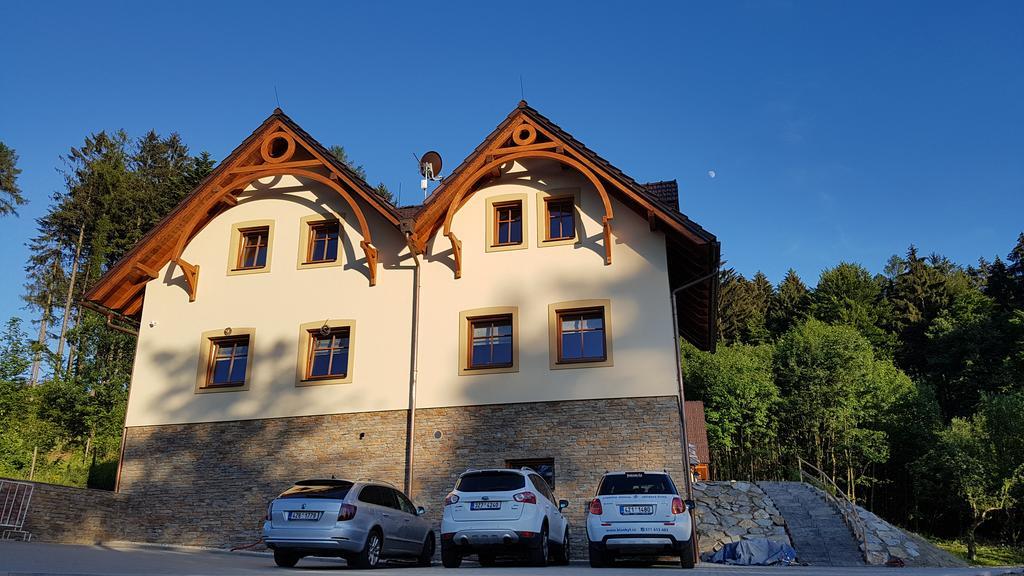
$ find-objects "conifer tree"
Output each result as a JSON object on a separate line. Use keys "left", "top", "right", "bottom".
{"left": 0, "top": 142, "right": 27, "bottom": 217}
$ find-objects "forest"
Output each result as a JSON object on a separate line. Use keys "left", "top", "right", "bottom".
{"left": 0, "top": 132, "right": 1021, "bottom": 560}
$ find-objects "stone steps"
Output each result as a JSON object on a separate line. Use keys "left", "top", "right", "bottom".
{"left": 758, "top": 481, "right": 864, "bottom": 567}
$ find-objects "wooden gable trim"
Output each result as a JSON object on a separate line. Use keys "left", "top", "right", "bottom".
{"left": 85, "top": 110, "right": 400, "bottom": 316}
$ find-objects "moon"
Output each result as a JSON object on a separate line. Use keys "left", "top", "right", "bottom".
{"left": 708, "top": 170, "right": 716, "bottom": 179}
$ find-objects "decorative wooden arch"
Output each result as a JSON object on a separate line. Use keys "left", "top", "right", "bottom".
{"left": 172, "top": 160, "right": 380, "bottom": 301}
{"left": 438, "top": 120, "right": 615, "bottom": 279}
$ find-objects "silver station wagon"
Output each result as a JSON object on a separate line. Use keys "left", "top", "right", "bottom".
{"left": 263, "top": 479, "right": 435, "bottom": 568}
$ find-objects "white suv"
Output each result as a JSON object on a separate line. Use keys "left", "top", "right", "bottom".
{"left": 440, "top": 468, "right": 571, "bottom": 567}
{"left": 586, "top": 471, "right": 695, "bottom": 568}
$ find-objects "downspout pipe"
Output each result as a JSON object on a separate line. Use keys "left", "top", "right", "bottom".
{"left": 403, "top": 228, "right": 422, "bottom": 496}
{"left": 670, "top": 263, "right": 720, "bottom": 557}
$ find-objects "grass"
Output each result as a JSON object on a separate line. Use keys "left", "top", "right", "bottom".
{"left": 929, "top": 537, "right": 1024, "bottom": 567}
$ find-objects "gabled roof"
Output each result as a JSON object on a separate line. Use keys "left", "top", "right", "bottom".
{"left": 411, "top": 101, "right": 719, "bottom": 351}
{"left": 84, "top": 109, "right": 401, "bottom": 317}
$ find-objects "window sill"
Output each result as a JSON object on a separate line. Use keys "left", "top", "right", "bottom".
{"left": 485, "top": 242, "right": 527, "bottom": 253}
{"left": 296, "top": 375, "right": 353, "bottom": 387}
{"left": 550, "top": 358, "right": 613, "bottom": 370}
{"left": 458, "top": 364, "right": 519, "bottom": 377}
{"left": 227, "top": 266, "right": 271, "bottom": 276}
{"left": 195, "top": 383, "right": 250, "bottom": 394}
{"left": 297, "top": 259, "right": 342, "bottom": 270}
{"left": 539, "top": 236, "right": 580, "bottom": 248}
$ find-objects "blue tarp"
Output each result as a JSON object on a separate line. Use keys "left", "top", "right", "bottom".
{"left": 705, "top": 539, "right": 798, "bottom": 566}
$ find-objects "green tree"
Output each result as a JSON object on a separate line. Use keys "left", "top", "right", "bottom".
{"left": 0, "top": 142, "right": 27, "bottom": 216}
{"left": 913, "top": 405, "right": 1023, "bottom": 560}
{"left": 811, "top": 262, "right": 893, "bottom": 352}
{"left": 683, "top": 342, "right": 779, "bottom": 479}
{"left": 329, "top": 145, "right": 393, "bottom": 203}
{"left": 768, "top": 269, "right": 810, "bottom": 337}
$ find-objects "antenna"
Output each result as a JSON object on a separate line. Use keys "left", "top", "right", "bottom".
{"left": 417, "top": 150, "right": 443, "bottom": 196}
{"left": 274, "top": 86, "right": 281, "bottom": 109}
{"left": 520, "top": 75, "right": 525, "bottom": 101}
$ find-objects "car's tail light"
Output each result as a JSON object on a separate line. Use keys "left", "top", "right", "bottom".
{"left": 589, "top": 498, "right": 603, "bottom": 515}
{"left": 672, "top": 497, "right": 686, "bottom": 514}
{"left": 265, "top": 502, "right": 273, "bottom": 521}
{"left": 444, "top": 493, "right": 460, "bottom": 506}
{"left": 513, "top": 491, "right": 537, "bottom": 504}
{"left": 337, "top": 503, "right": 357, "bottom": 521}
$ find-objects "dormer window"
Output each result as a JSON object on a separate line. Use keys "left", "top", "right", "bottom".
{"left": 493, "top": 201, "right": 523, "bottom": 246}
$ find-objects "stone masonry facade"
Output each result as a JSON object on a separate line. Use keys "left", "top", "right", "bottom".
{"left": 117, "top": 395, "right": 685, "bottom": 557}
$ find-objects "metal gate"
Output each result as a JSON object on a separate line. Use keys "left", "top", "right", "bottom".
{"left": 0, "top": 479, "right": 33, "bottom": 541}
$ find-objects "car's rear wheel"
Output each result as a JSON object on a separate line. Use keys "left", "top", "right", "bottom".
{"left": 273, "top": 549, "right": 300, "bottom": 568}
{"left": 588, "top": 541, "right": 610, "bottom": 568}
{"left": 417, "top": 531, "right": 435, "bottom": 567}
{"left": 352, "top": 528, "right": 383, "bottom": 569}
{"left": 441, "top": 539, "right": 462, "bottom": 568}
{"left": 551, "top": 528, "right": 570, "bottom": 565}
{"left": 680, "top": 536, "right": 696, "bottom": 569}
{"left": 526, "top": 524, "right": 548, "bottom": 567}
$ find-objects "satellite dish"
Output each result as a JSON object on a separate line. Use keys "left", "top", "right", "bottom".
{"left": 420, "top": 151, "right": 443, "bottom": 178}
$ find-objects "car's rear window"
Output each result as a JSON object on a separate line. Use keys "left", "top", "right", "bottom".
{"left": 279, "top": 480, "right": 354, "bottom": 500}
{"left": 598, "top": 473, "right": 676, "bottom": 495}
{"left": 456, "top": 471, "right": 526, "bottom": 492}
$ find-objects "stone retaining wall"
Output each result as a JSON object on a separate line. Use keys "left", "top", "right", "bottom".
{"left": 1, "top": 478, "right": 128, "bottom": 543}
{"left": 692, "top": 481, "right": 791, "bottom": 555}
{"left": 856, "top": 506, "right": 966, "bottom": 567}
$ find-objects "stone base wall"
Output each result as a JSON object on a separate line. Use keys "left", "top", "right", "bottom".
{"left": 118, "top": 396, "right": 685, "bottom": 557}
{"left": 2, "top": 478, "right": 128, "bottom": 543}
{"left": 692, "top": 481, "right": 791, "bottom": 555}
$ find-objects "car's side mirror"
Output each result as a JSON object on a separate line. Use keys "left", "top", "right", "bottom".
{"left": 684, "top": 499, "right": 695, "bottom": 510}
{"left": 416, "top": 506, "right": 426, "bottom": 516}
{"left": 558, "top": 499, "right": 569, "bottom": 511}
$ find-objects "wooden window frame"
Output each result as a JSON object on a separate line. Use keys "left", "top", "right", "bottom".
{"left": 492, "top": 202, "right": 523, "bottom": 247}
{"left": 484, "top": 194, "right": 529, "bottom": 253}
{"left": 236, "top": 227, "right": 270, "bottom": 270}
{"left": 296, "top": 214, "right": 344, "bottom": 270}
{"left": 535, "top": 188, "right": 581, "bottom": 247}
{"left": 304, "top": 326, "right": 351, "bottom": 381}
{"left": 556, "top": 307, "right": 607, "bottom": 364}
{"left": 466, "top": 314, "right": 515, "bottom": 370}
{"left": 195, "top": 328, "right": 256, "bottom": 393}
{"left": 548, "top": 299, "right": 613, "bottom": 369}
{"left": 227, "top": 220, "right": 274, "bottom": 276}
{"left": 544, "top": 197, "right": 576, "bottom": 241}
{"left": 305, "top": 221, "right": 340, "bottom": 264}
{"left": 296, "top": 319, "right": 356, "bottom": 386}
{"left": 458, "top": 306, "right": 519, "bottom": 376}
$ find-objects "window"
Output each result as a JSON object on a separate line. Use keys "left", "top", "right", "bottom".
{"left": 485, "top": 194, "right": 529, "bottom": 253}
{"left": 195, "top": 328, "right": 255, "bottom": 393}
{"left": 468, "top": 315, "right": 513, "bottom": 369}
{"left": 459, "top": 306, "right": 518, "bottom": 375}
{"left": 306, "top": 327, "right": 350, "bottom": 380}
{"left": 456, "top": 471, "right": 526, "bottom": 492}
{"left": 296, "top": 320, "right": 356, "bottom": 386}
{"left": 206, "top": 336, "right": 249, "bottom": 387}
{"left": 306, "top": 221, "right": 339, "bottom": 263}
{"left": 393, "top": 490, "right": 417, "bottom": 515}
{"left": 493, "top": 201, "right": 523, "bottom": 246}
{"left": 597, "top": 472, "right": 678, "bottom": 496}
{"left": 508, "top": 458, "right": 556, "bottom": 490}
{"left": 545, "top": 197, "right": 575, "bottom": 241}
{"left": 359, "top": 485, "right": 398, "bottom": 509}
{"left": 237, "top": 227, "right": 269, "bottom": 270}
{"left": 558, "top": 309, "right": 606, "bottom": 363}
{"left": 548, "top": 300, "right": 613, "bottom": 369}
{"left": 228, "top": 220, "right": 274, "bottom": 276}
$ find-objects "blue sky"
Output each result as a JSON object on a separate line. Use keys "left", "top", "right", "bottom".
{"left": 1, "top": 1, "right": 1022, "bottom": 326}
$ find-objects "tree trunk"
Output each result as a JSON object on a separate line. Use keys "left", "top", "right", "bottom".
{"left": 66, "top": 266, "right": 92, "bottom": 378}
{"left": 55, "top": 223, "right": 85, "bottom": 370}
{"left": 29, "top": 291, "right": 52, "bottom": 386}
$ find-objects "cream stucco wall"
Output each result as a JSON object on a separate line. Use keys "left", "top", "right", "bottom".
{"left": 126, "top": 160, "right": 680, "bottom": 427}
{"left": 127, "top": 175, "right": 415, "bottom": 426}
{"left": 416, "top": 160, "right": 679, "bottom": 408}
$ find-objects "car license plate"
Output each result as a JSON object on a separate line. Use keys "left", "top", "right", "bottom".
{"left": 287, "top": 511, "right": 322, "bottom": 521}
{"left": 470, "top": 501, "right": 502, "bottom": 510}
{"left": 620, "top": 505, "right": 655, "bottom": 515}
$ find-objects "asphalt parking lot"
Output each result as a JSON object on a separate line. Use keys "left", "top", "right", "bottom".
{"left": 0, "top": 541, "right": 1020, "bottom": 576}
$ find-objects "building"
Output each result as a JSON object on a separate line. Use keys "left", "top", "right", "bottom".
{"left": 84, "top": 101, "right": 719, "bottom": 550}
